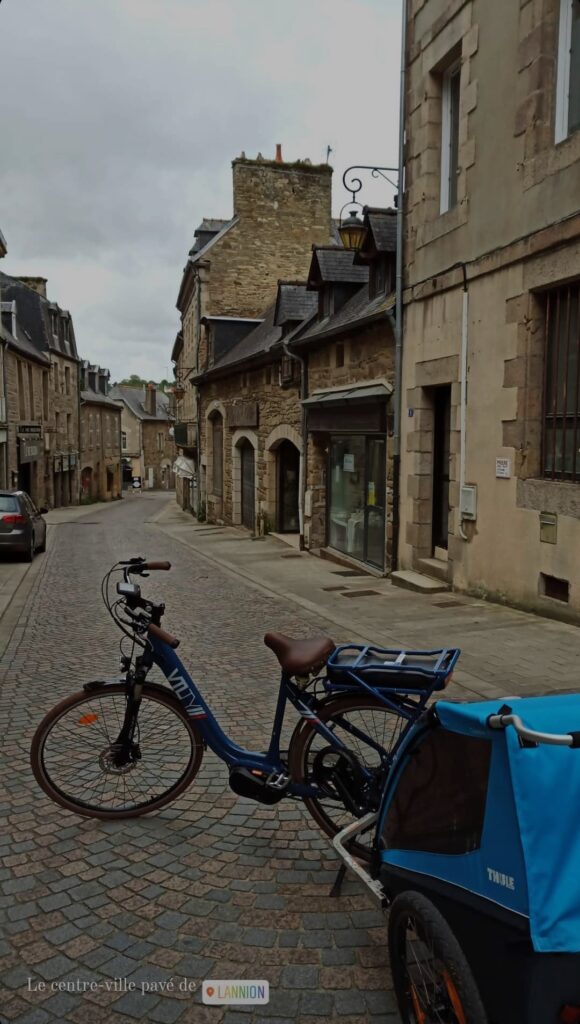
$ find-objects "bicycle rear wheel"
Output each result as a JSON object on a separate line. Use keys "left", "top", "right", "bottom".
{"left": 31, "top": 683, "right": 204, "bottom": 819}
{"left": 288, "top": 693, "right": 405, "bottom": 862}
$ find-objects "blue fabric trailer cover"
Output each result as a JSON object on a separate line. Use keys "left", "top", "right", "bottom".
{"left": 381, "top": 694, "right": 580, "bottom": 953}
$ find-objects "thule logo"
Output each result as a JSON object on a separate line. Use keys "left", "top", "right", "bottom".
{"left": 487, "top": 868, "right": 515, "bottom": 890}
{"left": 167, "top": 669, "right": 207, "bottom": 719}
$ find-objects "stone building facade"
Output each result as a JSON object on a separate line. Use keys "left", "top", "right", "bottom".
{"left": 290, "top": 217, "right": 397, "bottom": 572}
{"left": 194, "top": 288, "right": 310, "bottom": 533}
{"left": 80, "top": 362, "right": 122, "bottom": 501}
{"left": 110, "top": 384, "right": 175, "bottom": 491}
{"left": 0, "top": 273, "right": 80, "bottom": 507}
{"left": 399, "top": 0, "right": 580, "bottom": 617}
{"left": 173, "top": 147, "right": 334, "bottom": 513}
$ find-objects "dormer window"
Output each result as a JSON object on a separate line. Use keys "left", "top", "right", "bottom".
{"left": 370, "top": 258, "right": 390, "bottom": 299}
{"left": 51, "top": 311, "right": 58, "bottom": 336}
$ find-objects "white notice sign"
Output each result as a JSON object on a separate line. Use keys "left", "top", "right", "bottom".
{"left": 495, "top": 458, "right": 511, "bottom": 478}
{"left": 343, "top": 454, "right": 355, "bottom": 472}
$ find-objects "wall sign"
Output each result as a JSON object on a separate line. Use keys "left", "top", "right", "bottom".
{"left": 495, "top": 458, "right": 512, "bottom": 478}
{"left": 343, "top": 454, "right": 355, "bottom": 472}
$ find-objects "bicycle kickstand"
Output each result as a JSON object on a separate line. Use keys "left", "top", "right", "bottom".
{"left": 329, "top": 863, "right": 347, "bottom": 898}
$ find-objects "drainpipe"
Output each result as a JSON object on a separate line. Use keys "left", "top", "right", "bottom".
{"left": 282, "top": 341, "right": 307, "bottom": 550}
{"left": 391, "top": 0, "right": 408, "bottom": 573}
{"left": 459, "top": 264, "right": 469, "bottom": 541}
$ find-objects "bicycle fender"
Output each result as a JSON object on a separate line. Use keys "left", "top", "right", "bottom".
{"left": 83, "top": 678, "right": 126, "bottom": 690}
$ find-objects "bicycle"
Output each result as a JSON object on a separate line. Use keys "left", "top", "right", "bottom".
{"left": 31, "top": 557, "right": 459, "bottom": 860}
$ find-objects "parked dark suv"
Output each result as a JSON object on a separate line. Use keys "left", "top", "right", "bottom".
{"left": 0, "top": 491, "right": 47, "bottom": 561}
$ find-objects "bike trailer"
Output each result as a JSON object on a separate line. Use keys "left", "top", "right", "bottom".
{"left": 377, "top": 694, "right": 580, "bottom": 1024}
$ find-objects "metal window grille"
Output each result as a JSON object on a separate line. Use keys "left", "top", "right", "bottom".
{"left": 543, "top": 282, "right": 580, "bottom": 481}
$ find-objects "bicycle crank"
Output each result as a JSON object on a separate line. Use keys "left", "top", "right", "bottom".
{"left": 312, "top": 746, "right": 371, "bottom": 816}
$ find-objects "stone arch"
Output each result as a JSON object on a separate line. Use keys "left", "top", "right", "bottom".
{"left": 264, "top": 425, "right": 302, "bottom": 531}
{"left": 231, "top": 429, "right": 259, "bottom": 528}
{"left": 205, "top": 399, "right": 227, "bottom": 520}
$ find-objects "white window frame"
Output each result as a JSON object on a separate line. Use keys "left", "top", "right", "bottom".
{"left": 555, "top": 0, "right": 576, "bottom": 142}
{"left": 440, "top": 59, "right": 461, "bottom": 214}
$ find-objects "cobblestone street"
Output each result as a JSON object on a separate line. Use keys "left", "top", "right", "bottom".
{"left": 0, "top": 494, "right": 398, "bottom": 1024}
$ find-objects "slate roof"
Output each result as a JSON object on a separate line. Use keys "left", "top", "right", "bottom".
{"left": 80, "top": 362, "right": 119, "bottom": 408}
{"left": 292, "top": 285, "right": 395, "bottom": 347}
{"left": 201, "top": 302, "right": 282, "bottom": 377}
{"left": 0, "top": 317, "right": 50, "bottom": 366}
{"left": 274, "top": 283, "right": 318, "bottom": 326}
{"left": 189, "top": 218, "right": 236, "bottom": 262}
{"left": 109, "top": 385, "right": 172, "bottom": 421}
{"left": 363, "top": 207, "right": 397, "bottom": 254}
{"left": 307, "top": 248, "right": 369, "bottom": 287}
{"left": 0, "top": 271, "right": 78, "bottom": 361}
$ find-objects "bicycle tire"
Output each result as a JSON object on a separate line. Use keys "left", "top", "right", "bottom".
{"left": 31, "top": 683, "right": 204, "bottom": 820}
{"left": 388, "top": 890, "right": 488, "bottom": 1024}
{"left": 287, "top": 693, "right": 404, "bottom": 862}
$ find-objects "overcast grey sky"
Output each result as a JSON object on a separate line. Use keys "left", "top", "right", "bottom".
{"left": 0, "top": 0, "right": 401, "bottom": 381}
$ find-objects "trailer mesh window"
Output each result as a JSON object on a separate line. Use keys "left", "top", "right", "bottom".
{"left": 544, "top": 283, "right": 580, "bottom": 481}
{"left": 382, "top": 730, "right": 491, "bottom": 855}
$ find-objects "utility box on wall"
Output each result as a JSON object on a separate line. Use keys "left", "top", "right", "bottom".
{"left": 539, "top": 512, "right": 557, "bottom": 544}
{"left": 460, "top": 484, "right": 477, "bottom": 521}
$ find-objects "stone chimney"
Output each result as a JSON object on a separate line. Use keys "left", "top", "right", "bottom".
{"left": 275, "top": 143, "right": 283, "bottom": 163}
{"left": 98, "top": 369, "right": 109, "bottom": 396}
{"left": 17, "top": 277, "right": 48, "bottom": 298}
{"left": 145, "top": 383, "right": 157, "bottom": 416}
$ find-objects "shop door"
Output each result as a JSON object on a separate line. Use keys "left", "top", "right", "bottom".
{"left": 328, "top": 436, "right": 386, "bottom": 569}
{"left": 278, "top": 441, "right": 300, "bottom": 533}
{"left": 18, "top": 461, "right": 32, "bottom": 497}
{"left": 240, "top": 441, "right": 255, "bottom": 531}
{"left": 364, "top": 438, "right": 386, "bottom": 569}
{"left": 432, "top": 386, "right": 451, "bottom": 552}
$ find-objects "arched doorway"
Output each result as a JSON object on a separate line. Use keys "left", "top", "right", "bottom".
{"left": 277, "top": 441, "right": 300, "bottom": 533}
{"left": 240, "top": 439, "right": 255, "bottom": 531}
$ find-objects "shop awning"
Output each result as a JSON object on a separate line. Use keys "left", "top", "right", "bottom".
{"left": 173, "top": 455, "right": 196, "bottom": 479}
{"left": 302, "top": 381, "right": 392, "bottom": 409}
{"left": 303, "top": 381, "right": 391, "bottom": 434}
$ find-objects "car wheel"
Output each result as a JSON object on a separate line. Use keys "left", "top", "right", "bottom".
{"left": 37, "top": 532, "right": 46, "bottom": 553}
{"left": 23, "top": 534, "right": 34, "bottom": 563}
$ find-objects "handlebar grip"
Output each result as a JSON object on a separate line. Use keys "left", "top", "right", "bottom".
{"left": 144, "top": 561, "right": 171, "bottom": 571}
{"left": 148, "top": 623, "right": 180, "bottom": 649}
{"left": 570, "top": 732, "right": 580, "bottom": 748}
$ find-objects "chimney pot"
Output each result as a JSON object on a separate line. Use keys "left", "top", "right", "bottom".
{"left": 275, "top": 144, "right": 283, "bottom": 163}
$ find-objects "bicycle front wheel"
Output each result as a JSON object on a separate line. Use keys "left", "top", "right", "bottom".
{"left": 288, "top": 693, "right": 405, "bottom": 861}
{"left": 31, "top": 683, "right": 204, "bottom": 819}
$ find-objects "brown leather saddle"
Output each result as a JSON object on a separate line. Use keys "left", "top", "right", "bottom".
{"left": 264, "top": 631, "right": 335, "bottom": 676}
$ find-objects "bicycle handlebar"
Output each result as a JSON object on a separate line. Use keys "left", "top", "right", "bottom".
{"left": 487, "top": 712, "right": 580, "bottom": 748}
{"left": 127, "top": 560, "right": 171, "bottom": 573}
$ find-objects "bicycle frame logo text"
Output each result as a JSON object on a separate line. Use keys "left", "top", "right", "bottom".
{"left": 167, "top": 669, "right": 207, "bottom": 719}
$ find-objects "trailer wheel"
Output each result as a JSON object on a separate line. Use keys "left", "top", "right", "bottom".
{"left": 388, "top": 891, "right": 487, "bottom": 1024}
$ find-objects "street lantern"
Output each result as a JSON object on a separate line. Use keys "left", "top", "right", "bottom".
{"left": 173, "top": 382, "right": 185, "bottom": 401}
{"left": 338, "top": 207, "right": 367, "bottom": 251}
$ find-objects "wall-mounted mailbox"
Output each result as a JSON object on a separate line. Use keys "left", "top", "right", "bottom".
{"left": 460, "top": 484, "right": 477, "bottom": 521}
{"left": 539, "top": 511, "right": 557, "bottom": 544}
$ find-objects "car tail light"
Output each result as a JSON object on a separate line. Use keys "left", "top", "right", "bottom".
{"left": 1, "top": 514, "right": 26, "bottom": 524}
{"left": 560, "top": 1007, "right": 580, "bottom": 1023}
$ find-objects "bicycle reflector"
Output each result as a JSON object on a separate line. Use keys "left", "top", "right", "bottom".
{"left": 560, "top": 1007, "right": 580, "bottom": 1023}
{"left": 78, "top": 713, "right": 99, "bottom": 726}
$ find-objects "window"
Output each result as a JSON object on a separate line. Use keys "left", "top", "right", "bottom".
{"left": 17, "top": 362, "right": 25, "bottom": 419}
{"left": 67, "top": 413, "right": 72, "bottom": 442}
{"left": 335, "top": 343, "right": 345, "bottom": 368}
{"left": 122, "top": 430, "right": 127, "bottom": 450}
{"left": 280, "top": 355, "right": 297, "bottom": 385}
{"left": 440, "top": 61, "right": 461, "bottom": 213}
{"left": 210, "top": 412, "right": 223, "bottom": 497}
{"left": 543, "top": 282, "right": 580, "bottom": 480}
{"left": 55, "top": 411, "right": 60, "bottom": 440}
{"left": 65, "top": 366, "right": 71, "bottom": 395}
{"left": 556, "top": 0, "right": 580, "bottom": 142}
{"left": 53, "top": 362, "right": 59, "bottom": 393}
{"left": 382, "top": 729, "right": 491, "bottom": 856}
{"left": 28, "top": 365, "right": 34, "bottom": 418}
{"left": 157, "top": 432, "right": 164, "bottom": 451}
{"left": 42, "top": 371, "right": 49, "bottom": 420}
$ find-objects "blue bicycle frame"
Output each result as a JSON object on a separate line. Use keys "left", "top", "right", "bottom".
{"left": 148, "top": 633, "right": 389, "bottom": 800}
